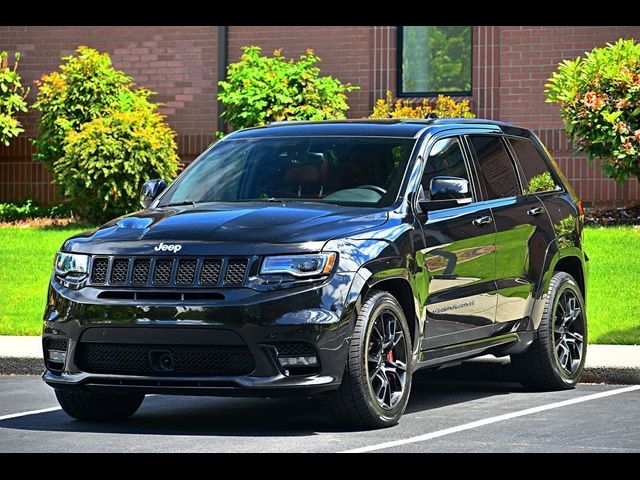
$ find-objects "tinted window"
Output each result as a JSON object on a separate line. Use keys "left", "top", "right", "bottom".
{"left": 159, "top": 136, "right": 416, "bottom": 208}
{"left": 469, "top": 136, "right": 519, "bottom": 199}
{"left": 400, "top": 26, "right": 472, "bottom": 95}
{"left": 422, "top": 137, "right": 471, "bottom": 199}
{"left": 509, "top": 137, "right": 561, "bottom": 194}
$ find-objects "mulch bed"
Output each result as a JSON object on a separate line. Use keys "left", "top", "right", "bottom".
{"left": 585, "top": 203, "right": 640, "bottom": 226}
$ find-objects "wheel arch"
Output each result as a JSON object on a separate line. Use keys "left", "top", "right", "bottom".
{"left": 529, "top": 247, "right": 588, "bottom": 330}
{"left": 553, "top": 255, "right": 586, "bottom": 300}
{"left": 353, "top": 272, "right": 419, "bottom": 352}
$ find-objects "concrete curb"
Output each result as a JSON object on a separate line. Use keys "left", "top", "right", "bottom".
{"left": 1, "top": 355, "right": 638, "bottom": 385}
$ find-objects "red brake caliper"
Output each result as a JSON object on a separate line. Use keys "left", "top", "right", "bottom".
{"left": 385, "top": 349, "right": 395, "bottom": 386}
{"left": 385, "top": 349, "right": 395, "bottom": 362}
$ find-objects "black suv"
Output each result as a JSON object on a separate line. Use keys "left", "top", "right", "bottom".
{"left": 43, "top": 119, "right": 588, "bottom": 428}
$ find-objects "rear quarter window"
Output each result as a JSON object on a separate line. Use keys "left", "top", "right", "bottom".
{"left": 508, "top": 137, "right": 562, "bottom": 195}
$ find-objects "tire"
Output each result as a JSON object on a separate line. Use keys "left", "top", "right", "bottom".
{"left": 55, "top": 390, "right": 145, "bottom": 421}
{"left": 511, "top": 271, "right": 587, "bottom": 391}
{"left": 328, "top": 290, "right": 413, "bottom": 429}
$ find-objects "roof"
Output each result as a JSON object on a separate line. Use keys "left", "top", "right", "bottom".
{"left": 224, "top": 118, "right": 533, "bottom": 140}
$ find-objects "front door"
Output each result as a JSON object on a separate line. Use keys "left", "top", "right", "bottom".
{"left": 418, "top": 136, "right": 498, "bottom": 350}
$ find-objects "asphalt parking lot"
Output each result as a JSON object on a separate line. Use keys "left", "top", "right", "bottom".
{"left": 1, "top": 373, "right": 639, "bottom": 453}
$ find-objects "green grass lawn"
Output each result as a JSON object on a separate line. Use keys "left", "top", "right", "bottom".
{"left": 0, "top": 226, "right": 89, "bottom": 336}
{"left": 0, "top": 225, "right": 638, "bottom": 343}
{"left": 584, "top": 226, "right": 640, "bottom": 344}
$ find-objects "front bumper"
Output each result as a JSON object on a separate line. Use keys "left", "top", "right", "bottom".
{"left": 42, "top": 272, "right": 358, "bottom": 397}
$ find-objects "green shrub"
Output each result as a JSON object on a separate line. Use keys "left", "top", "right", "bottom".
{"left": 370, "top": 90, "right": 475, "bottom": 119}
{"left": 0, "top": 200, "right": 70, "bottom": 222}
{"left": 218, "top": 46, "right": 359, "bottom": 130}
{"left": 32, "top": 46, "right": 148, "bottom": 169}
{"left": 0, "top": 51, "right": 28, "bottom": 147}
{"left": 545, "top": 39, "right": 640, "bottom": 184}
{"left": 523, "top": 172, "right": 557, "bottom": 194}
{"left": 55, "top": 104, "right": 180, "bottom": 224}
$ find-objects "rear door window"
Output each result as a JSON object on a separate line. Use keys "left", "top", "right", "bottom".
{"left": 468, "top": 135, "right": 520, "bottom": 200}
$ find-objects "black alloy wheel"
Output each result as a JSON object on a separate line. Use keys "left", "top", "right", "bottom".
{"left": 327, "top": 290, "right": 413, "bottom": 429}
{"left": 511, "top": 271, "right": 588, "bottom": 390}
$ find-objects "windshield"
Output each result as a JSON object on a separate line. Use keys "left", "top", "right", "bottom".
{"left": 158, "top": 136, "right": 417, "bottom": 208}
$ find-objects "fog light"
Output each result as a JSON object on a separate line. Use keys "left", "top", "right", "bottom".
{"left": 277, "top": 356, "right": 319, "bottom": 367}
{"left": 48, "top": 350, "right": 66, "bottom": 363}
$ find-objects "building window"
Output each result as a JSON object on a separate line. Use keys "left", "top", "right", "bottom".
{"left": 398, "top": 26, "right": 472, "bottom": 97}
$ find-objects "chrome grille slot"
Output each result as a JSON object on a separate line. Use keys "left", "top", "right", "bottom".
{"left": 153, "top": 258, "right": 174, "bottom": 285}
{"left": 225, "top": 258, "right": 249, "bottom": 286}
{"left": 131, "top": 258, "right": 151, "bottom": 285}
{"left": 91, "top": 258, "right": 109, "bottom": 284}
{"left": 176, "top": 259, "right": 197, "bottom": 285}
{"left": 200, "top": 258, "right": 222, "bottom": 285}
{"left": 109, "top": 258, "right": 130, "bottom": 285}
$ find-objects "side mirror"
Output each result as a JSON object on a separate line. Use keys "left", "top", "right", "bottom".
{"left": 430, "top": 176, "right": 471, "bottom": 200}
{"left": 140, "top": 179, "right": 167, "bottom": 208}
{"left": 418, "top": 176, "right": 472, "bottom": 212}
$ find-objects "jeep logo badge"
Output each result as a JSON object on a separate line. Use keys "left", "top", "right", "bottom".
{"left": 154, "top": 242, "right": 182, "bottom": 253}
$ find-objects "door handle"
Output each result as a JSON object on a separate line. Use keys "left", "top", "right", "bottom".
{"left": 527, "top": 206, "right": 545, "bottom": 216}
{"left": 472, "top": 215, "right": 493, "bottom": 226}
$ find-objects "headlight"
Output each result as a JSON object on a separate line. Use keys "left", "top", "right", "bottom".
{"left": 55, "top": 252, "right": 89, "bottom": 276}
{"left": 260, "top": 252, "right": 336, "bottom": 278}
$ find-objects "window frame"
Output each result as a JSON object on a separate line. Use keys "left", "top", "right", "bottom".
{"left": 396, "top": 26, "right": 474, "bottom": 98}
{"left": 504, "top": 135, "right": 566, "bottom": 197}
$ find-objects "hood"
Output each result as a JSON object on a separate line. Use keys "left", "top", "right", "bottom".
{"left": 65, "top": 202, "right": 389, "bottom": 256}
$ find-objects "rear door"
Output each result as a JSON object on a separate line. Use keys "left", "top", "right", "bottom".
{"left": 466, "top": 134, "right": 555, "bottom": 331}
{"left": 418, "top": 135, "right": 498, "bottom": 350}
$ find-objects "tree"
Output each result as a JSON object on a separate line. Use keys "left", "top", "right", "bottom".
{"left": 546, "top": 39, "right": 640, "bottom": 184}
{"left": 218, "top": 46, "right": 359, "bottom": 130}
{"left": 32, "top": 46, "right": 180, "bottom": 223}
{"left": 0, "top": 51, "right": 28, "bottom": 147}
{"left": 32, "top": 46, "right": 141, "bottom": 169}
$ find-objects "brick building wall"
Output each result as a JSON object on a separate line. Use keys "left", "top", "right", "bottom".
{"left": 1, "top": 25, "right": 639, "bottom": 206}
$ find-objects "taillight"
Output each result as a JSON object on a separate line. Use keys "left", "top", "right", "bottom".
{"left": 577, "top": 200, "right": 585, "bottom": 217}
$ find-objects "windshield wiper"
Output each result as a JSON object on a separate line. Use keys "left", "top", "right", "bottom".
{"left": 160, "top": 200, "right": 197, "bottom": 208}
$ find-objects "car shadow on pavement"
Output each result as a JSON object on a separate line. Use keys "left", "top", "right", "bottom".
{"left": 0, "top": 370, "right": 525, "bottom": 437}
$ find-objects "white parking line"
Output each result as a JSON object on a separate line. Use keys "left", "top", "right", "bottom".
{"left": 341, "top": 385, "right": 640, "bottom": 453}
{"left": 0, "top": 394, "right": 160, "bottom": 422}
{"left": 0, "top": 406, "right": 61, "bottom": 421}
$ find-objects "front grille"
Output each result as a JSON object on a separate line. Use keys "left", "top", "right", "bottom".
{"left": 88, "top": 256, "right": 250, "bottom": 288}
{"left": 110, "top": 258, "right": 129, "bottom": 284}
{"left": 91, "top": 258, "right": 108, "bottom": 283}
{"left": 75, "top": 343, "right": 255, "bottom": 376}
{"left": 225, "top": 259, "right": 249, "bottom": 285}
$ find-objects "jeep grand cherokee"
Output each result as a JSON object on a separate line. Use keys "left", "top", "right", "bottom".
{"left": 43, "top": 119, "right": 588, "bottom": 428}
